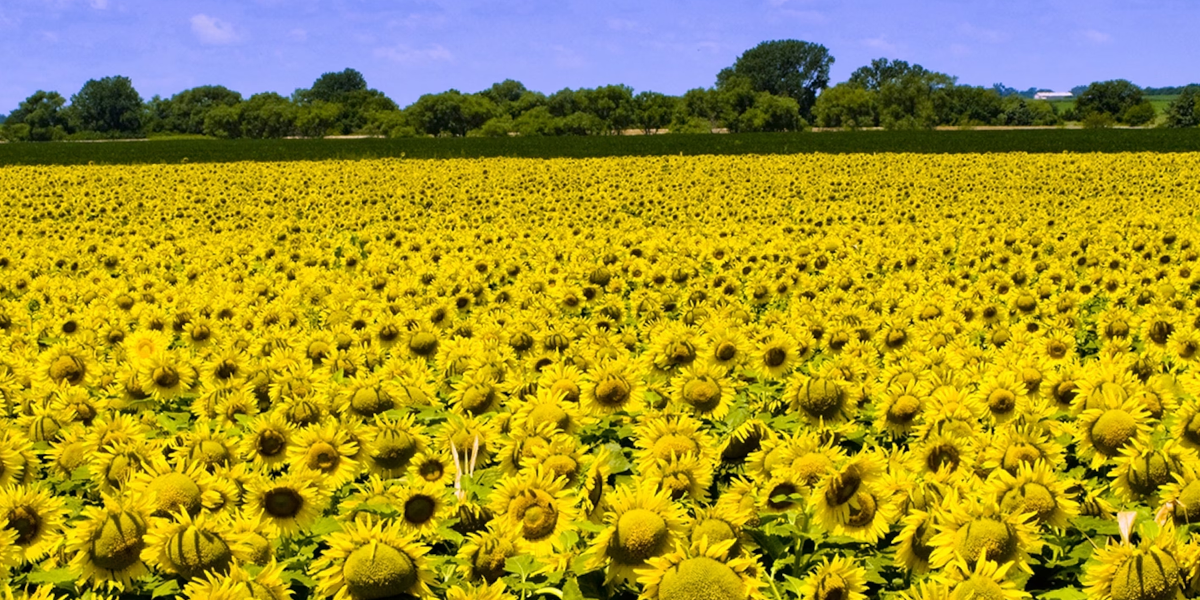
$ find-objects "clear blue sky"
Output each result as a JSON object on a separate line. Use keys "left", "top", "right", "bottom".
{"left": 1, "top": 0, "right": 1195, "bottom": 112}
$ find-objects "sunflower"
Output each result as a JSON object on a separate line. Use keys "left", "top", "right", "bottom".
{"left": 309, "top": 519, "right": 434, "bottom": 600}
{"left": 1110, "top": 439, "right": 1193, "bottom": 503}
{"left": 240, "top": 412, "right": 294, "bottom": 472}
{"left": 702, "top": 325, "right": 751, "bottom": 371}
{"left": 978, "top": 423, "right": 1066, "bottom": 476}
{"left": 0, "top": 433, "right": 34, "bottom": 489}
{"left": 669, "top": 362, "right": 737, "bottom": 421}
{"left": 635, "top": 536, "right": 764, "bottom": 600}
{"left": 135, "top": 350, "right": 197, "bottom": 401}
{"left": 457, "top": 526, "right": 521, "bottom": 584}
{"left": 445, "top": 580, "right": 514, "bottom": 600}
{"left": 288, "top": 421, "right": 361, "bottom": 490}
{"left": 412, "top": 451, "right": 454, "bottom": 487}
{"left": 894, "top": 509, "right": 938, "bottom": 574}
{"left": 1084, "top": 525, "right": 1184, "bottom": 600}
{"left": 244, "top": 472, "right": 329, "bottom": 537}
{"left": 873, "top": 379, "right": 928, "bottom": 438}
{"left": 633, "top": 414, "right": 717, "bottom": 472}
{"left": 988, "top": 460, "right": 1079, "bottom": 530}
{"left": 182, "top": 560, "right": 293, "bottom": 600}
{"left": 811, "top": 452, "right": 894, "bottom": 543}
{"left": 142, "top": 509, "right": 248, "bottom": 580}
{"left": 783, "top": 371, "right": 854, "bottom": 426}
{"left": 581, "top": 357, "right": 646, "bottom": 416}
{"left": 1075, "top": 399, "right": 1153, "bottom": 469}
{"left": 796, "top": 556, "right": 867, "bottom": 600}
{"left": 973, "top": 370, "right": 1031, "bottom": 426}
{"left": 362, "top": 411, "right": 429, "bottom": 479}
{"left": 34, "top": 344, "right": 93, "bottom": 388}
{"left": 939, "top": 558, "right": 1031, "bottom": 600}
{"left": 752, "top": 331, "right": 802, "bottom": 380}
{"left": 1159, "top": 476, "right": 1200, "bottom": 527}
{"left": 394, "top": 479, "right": 449, "bottom": 537}
{"left": 488, "top": 468, "right": 578, "bottom": 558}
{"left": 589, "top": 485, "right": 689, "bottom": 584}
{"left": 912, "top": 432, "right": 978, "bottom": 477}
{"left": 641, "top": 453, "right": 714, "bottom": 504}
{"left": 66, "top": 494, "right": 152, "bottom": 589}
{"left": 927, "top": 488, "right": 1043, "bottom": 576}
{"left": 0, "top": 484, "right": 66, "bottom": 565}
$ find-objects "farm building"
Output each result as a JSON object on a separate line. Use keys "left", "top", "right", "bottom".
{"left": 1034, "top": 91, "right": 1074, "bottom": 100}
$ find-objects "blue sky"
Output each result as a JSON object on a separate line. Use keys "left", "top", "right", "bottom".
{"left": 1, "top": 0, "right": 1195, "bottom": 111}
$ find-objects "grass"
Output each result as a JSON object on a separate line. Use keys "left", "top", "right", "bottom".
{"left": 2, "top": 129, "right": 1200, "bottom": 166}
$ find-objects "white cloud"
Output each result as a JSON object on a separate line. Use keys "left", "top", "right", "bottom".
{"left": 957, "top": 23, "right": 1006, "bottom": 44}
{"left": 191, "top": 14, "right": 238, "bottom": 45}
{"left": 374, "top": 43, "right": 453, "bottom": 64}
{"left": 862, "top": 35, "right": 899, "bottom": 54}
{"left": 607, "top": 18, "right": 647, "bottom": 33}
{"left": 1080, "top": 29, "right": 1112, "bottom": 43}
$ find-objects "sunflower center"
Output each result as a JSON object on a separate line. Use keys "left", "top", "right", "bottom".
{"left": 816, "top": 574, "right": 849, "bottom": 600}
{"left": 792, "top": 453, "right": 834, "bottom": 486}
{"left": 1047, "top": 340, "right": 1068, "bottom": 359}
{"left": 659, "top": 556, "right": 747, "bottom": 600}
{"left": 1149, "top": 321, "right": 1174, "bottom": 345}
{"left": 373, "top": 430, "right": 417, "bottom": 470}
{"left": 1173, "top": 481, "right": 1200, "bottom": 525}
{"left": 418, "top": 459, "right": 444, "bottom": 482}
{"left": 1001, "top": 482, "right": 1056, "bottom": 523}
{"left": 682, "top": 378, "right": 721, "bottom": 412}
{"left": 91, "top": 511, "right": 147, "bottom": 571}
{"left": 595, "top": 377, "right": 631, "bottom": 407}
{"left": 886, "top": 395, "right": 921, "bottom": 425}
{"left": 264, "top": 488, "right": 303, "bottom": 518}
{"left": 667, "top": 341, "right": 696, "bottom": 366}
{"left": 653, "top": 434, "right": 698, "bottom": 461}
{"left": 257, "top": 429, "right": 286, "bottom": 457}
{"left": 519, "top": 499, "right": 558, "bottom": 541}
{"left": 544, "top": 455, "right": 578, "bottom": 481}
{"left": 344, "top": 542, "right": 418, "bottom": 600}
{"left": 767, "top": 482, "right": 799, "bottom": 510}
{"left": 885, "top": 328, "right": 907, "bottom": 349}
{"left": 473, "top": 538, "right": 516, "bottom": 582}
{"left": 1129, "top": 452, "right": 1174, "bottom": 496}
{"left": 215, "top": 360, "right": 239, "bottom": 380}
{"left": 351, "top": 387, "right": 394, "bottom": 417}
{"left": 613, "top": 508, "right": 669, "bottom": 563}
{"left": 764, "top": 347, "right": 787, "bottom": 368}
{"left": 166, "top": 527, "right": 232, "bottom": 580}
{"left": 662, "top": 472, "right": 693, "bottom": 500}
{"left": 987, "top": 389, "right": 1016, "bottom": 415}
{"left": 149, "top": 472, "right": 202, "bottom": 516}
{"left": 825, "top": 466, "right": 863, "bottom": 506}
{"left": 796, "top": 378, "right": 844, "bottom": 419}
{"left": 1186, "top": 415, "right": 1200, "bottom": 447}
{"left": 912, "top": 522, "right": 935, "bottom": 561}
{"left": 715, "top": 342, "right": 738, "bottom": 362}
{"left": 404, "top": 495, "right": 436, "bottom": 526}
{"left": 926, "top": 443, "right": 960, "bottom": 473}
{"left": 153, "top": 366, "right": 180, "bottom": 389}
{"left": 1002, "top": 442, "right": 1042, "bottom": 472}
{"left": 8, "top": 506, "right": 40, "bottom": 545}
{"left": 49, "top": 355, "right": 85, "bottom": 385}
{"left": 409, "top": 332, "right": 438, "bottom": 356}
{"left": 955, "top": 518, "right": 1018, "bottom": 564}
{"left": 1090, "top": 410, "right": 1138, "bottom": 457}
{"left": 306, "top": 442, "right": 341, "bottom": 472}
{"left": 953, "top": 577, "right": 1008, "bottom": 600}
{"left": 1106, "top": 320, "right": 1130, "bottom": 339}
{"left": 845, "top": 491, "right": 878, "bottom": 528}
{"left": 691, "top": 519, "right": 736, "bottom": 549}
{"left": 1111, "top": 550, "right": 1180, "bottom": 600}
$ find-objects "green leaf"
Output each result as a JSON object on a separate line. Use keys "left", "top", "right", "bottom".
{"left": 308, "top": 516, "right": 343, "bottom": 536}
{"left": 1037, "top": 588, "right": 1089, "bottom": 600}
{"left": 1072, "top": 516, "right": 1119, "bottom": 536}
{"left": 151, "top": 580, "right": 181, "bottom": 598}
{"left": 505, "top": 554, "right": 544, "bottom": 579}
{"left": 27, "top": 567, "right": 76, "bottom": 585}
{"left": 563, "top": 579, "right": 585, "bottom": 600}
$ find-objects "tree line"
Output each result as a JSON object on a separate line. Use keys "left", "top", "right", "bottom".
{"left": 3, "top": 40, "right": 1198, "bottom": 141}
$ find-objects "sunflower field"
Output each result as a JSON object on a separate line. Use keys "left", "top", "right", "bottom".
{"left": 0, "top": 153, "right": 1199, "bottom": 600}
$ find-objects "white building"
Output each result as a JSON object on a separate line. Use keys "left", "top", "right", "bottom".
{"left": 1034, "top": 92, "right": 1074, "bottom": 100}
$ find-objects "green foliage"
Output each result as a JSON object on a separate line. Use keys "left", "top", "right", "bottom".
{"left": 294, "top": 68, "right": 368, "bottom": 104}
{"left": 158, "top": 85, "right": 243, "bottom": 135}
{"left": 407, "top": 90, "right": 498, "bottom": 137}
{"left": 1075, "top": 79, "right": 1154, "bottom": 125}
{"left": 69, "top": 75, "right": 144, "bottom": 135}
{"left": 632, "top": 91, "right": 677, "bottom": 134}
{"left": 2, "top": 90, "right": 70, "bottom": 141}
{"left": 1162, "top": 86, "right": 1200, "bottom": 128}
{"left": 813, "top": 83, "right": 877, "bottom": 129}
{"left": 717, "top": 39, "right": 834, "bottom": 118}
{"left": 7, "top": 129, "right": 1200, "bottom": 167}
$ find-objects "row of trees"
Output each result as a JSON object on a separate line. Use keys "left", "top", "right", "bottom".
{"left": 3, "top": 40, "right": 1198, "bottom": 141}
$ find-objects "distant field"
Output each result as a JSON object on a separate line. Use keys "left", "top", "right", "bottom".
{"left": 3, "top": 129, "right": 1200, "bottom": 165}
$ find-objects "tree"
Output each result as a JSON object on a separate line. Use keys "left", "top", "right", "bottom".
{"left": 1162, "top": 86, "right": 1199, "bottom": 128}
{"left": 875, "top": 68, "right": 956, "bottom": 130}
{"left": 849, "top": 58, "right": 929, "bottom": 91}
{"left": 238, "top": 93, "right": 297, "bottom": 138}
{"left": 813, "top": 83, "right": 877, "bottom": 129}
{"left": 295, "top": 101, "right": 342, "bottom": 137}
{"left": 935, "top": 85, "right": 1003, "bottom": 126}
{"left": 1075, "top": 80, "right": 1153, "bottom": 124}
{"left": 69, "top": 75, "right": 144, "bottom": 135}
{"left": 294, "top": 68, "right": 368, "bottom": 104}
{"left": 578, "top": 85, "right": 635, "bottom": 134}
{"left": 406, "top": 90, "right": 497, "bottom": 137}
{"left": 4, "top": 90, "right": 70, "bottom": 141}
{"left": 162, "top": 85, "right": 243, "bottom": 134}
{"left": 736, "top": 93, "right": 802, "bottom": 132}
{"left": 674, "top": 88, "right": 721, "bottom": 130}
{"left": 716, "top": 40, "right": 833, "bottom": 118}
{"left": 999, "top": 96, "right": 1060, "bottom": 126}
{"left": 632, "top": 91, "right": 677, "bottom": 134}
{"left": 716, "top": 75, "right": 759, "bottom": 131}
